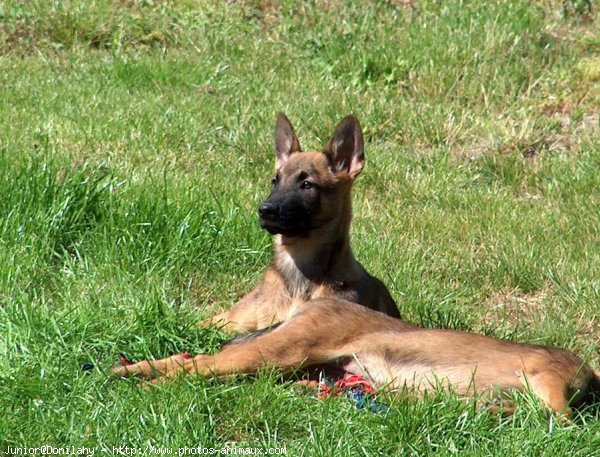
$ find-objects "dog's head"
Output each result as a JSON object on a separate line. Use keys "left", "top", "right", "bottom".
{"left": 258, "top": 113, "right": 365, "bottom": 238}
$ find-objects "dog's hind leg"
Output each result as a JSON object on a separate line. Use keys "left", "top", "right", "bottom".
{"left": 160, "top": 318, "right": 339, "bottom": 381}
{"left": 112, "top": 307, "right": 334, "bottom": 381}
{"left": 162, "top": 339, "right": 312, "bottom": 380}
{"left": 110, "top": 353, "right": 191, "bottom": 379}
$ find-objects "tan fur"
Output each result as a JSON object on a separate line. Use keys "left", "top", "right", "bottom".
{"left": 113, "top": 298, "right": 599, "bottom": 417}
{"left": 208, "top": 115, "right": 399, "bottom": 333}
{"left": 111, "top": 115, "right": 598, "bottom": 417}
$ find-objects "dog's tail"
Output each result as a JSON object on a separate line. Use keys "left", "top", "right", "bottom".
{"left": 584, "top": 370, "right": 600, "bottom": 405}
{"left": 571, "top": 368, "right": 600, "bottom": 409}
{"left": 592, "top": 370, "right": 600, "bottom": 395}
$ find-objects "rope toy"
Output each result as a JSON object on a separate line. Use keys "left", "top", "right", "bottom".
{"left": 303, "top": 372, "right": 390, "bottom": 414}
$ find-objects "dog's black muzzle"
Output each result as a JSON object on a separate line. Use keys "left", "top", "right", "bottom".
{"left": 258, "top": 198, "right": 308, "bottom": 237}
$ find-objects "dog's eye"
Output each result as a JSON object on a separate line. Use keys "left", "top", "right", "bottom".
{"left": 271, "top": 176, "right": 279, "bottom": 187}
{"left": 301, "top": 181, "right": 313, "bottom": 190}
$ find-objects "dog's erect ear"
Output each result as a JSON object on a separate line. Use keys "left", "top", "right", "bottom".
{"left": 275, "top": 113, "right": 301, "bottom": 169}
{"left": 324, "top": 115, "right": 364, "bottom": 179}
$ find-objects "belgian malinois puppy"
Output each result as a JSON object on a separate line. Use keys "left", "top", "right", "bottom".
{"left": 208, "top": 114, "right": 400, "bottom": 333}
{"left": 113, "top": 298, "right": 599, "bottom": 417}
{"left": 111, "top": 114, "right": 598, "bottom": 417}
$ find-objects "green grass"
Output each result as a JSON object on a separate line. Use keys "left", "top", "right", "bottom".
{"left": 1, "top": 0, "right": 600, "bottom": 454}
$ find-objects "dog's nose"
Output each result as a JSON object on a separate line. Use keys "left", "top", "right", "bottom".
{"left": 258, "top": 202, "right": 277, "bottom": 218}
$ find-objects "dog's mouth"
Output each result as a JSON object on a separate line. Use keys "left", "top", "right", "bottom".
{"left": 259, "top": 215, "right": 309, "bottom": 237}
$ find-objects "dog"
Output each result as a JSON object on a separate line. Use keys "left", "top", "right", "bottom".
{"left": 208, "top": 113, "right": 400, "bottom": 333}
{"left": 113, "top": 297, "right": 599, "bottom": 417}
{"left": 111, "top": 114, "right": 598, "bottom": 417}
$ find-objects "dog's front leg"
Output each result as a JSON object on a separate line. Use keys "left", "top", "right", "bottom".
{"left": 207, "top": 292, "right": 264, "bottom": 334}
{"left": 206, "top": 272, "right": 287, "bottom": 333}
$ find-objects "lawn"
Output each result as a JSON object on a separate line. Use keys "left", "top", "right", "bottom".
{"left": 1, "top": 0, "right": 600, "bottom": 455}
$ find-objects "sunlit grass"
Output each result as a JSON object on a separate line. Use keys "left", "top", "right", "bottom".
{"left": 1, "top": 0, "right": 599, "bottom": 454}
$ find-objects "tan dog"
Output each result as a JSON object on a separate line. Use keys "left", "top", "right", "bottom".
{"left": 209, "top": 114, "right": 400, "bottom": 333}
{"left": 113, "top": 298, "right": 599, "bottom": 417}
{"left": 111, "top": 115, "right": 598, "bottom": 417}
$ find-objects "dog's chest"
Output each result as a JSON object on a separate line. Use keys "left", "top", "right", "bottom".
{"left": 277, "top": 250, "right": 315, "bottom": 298}
{"left": 276, "top": 249, "right": 357, "bottom": 303}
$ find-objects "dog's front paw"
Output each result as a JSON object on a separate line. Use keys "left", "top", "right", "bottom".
{"left": 204, "top": 312, "right": 244, "bottom": 334}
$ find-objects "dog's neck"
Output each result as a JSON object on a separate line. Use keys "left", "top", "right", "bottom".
{"left": 272, "top": 208, "right": 356, "bottom": 294}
